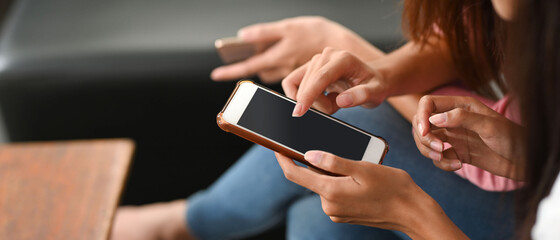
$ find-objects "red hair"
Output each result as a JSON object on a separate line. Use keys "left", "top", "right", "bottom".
{"left": 402, "top": 0, "right": 507, "bottom": 99}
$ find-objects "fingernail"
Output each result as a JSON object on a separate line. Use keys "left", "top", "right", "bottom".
{"left": 451, "top": 161, "right": 462, "bottom": 170}
{"left": 429, "top": 113, "right": 447, "bottom": 125}
{"left": 443, "top": 142, "right": 452, "bottom": 151}
{"left": 417, "top": 123, "right": 425, "bottom": 135}
{"left": 305, "top": 151, "right": 322, "bottom": 165}
{"left": 237, "top": 29, "right": 251, "bottom": 40}
{"left": 292, "top": 103, "right": 303, "bottom": 117}
{"left": 430, "top": 141, "right": 443, "bottom": 152}
{"left": 429, "top": 151, "right": 441, "bottom": 161}
{"left": 336, "top": 93, "right": 353, "bottom": 107}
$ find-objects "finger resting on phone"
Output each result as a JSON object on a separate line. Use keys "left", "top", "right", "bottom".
{"left": 275, "top": 152, "right": 331, "bottom": 193}
{"left": 304, "top": 151, "right": 358, "bottom": 177}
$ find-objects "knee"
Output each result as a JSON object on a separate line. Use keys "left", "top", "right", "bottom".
{"left": 286, "top": 195, "right": 332, "bottom": 239}
{"left": 187, "top": 191, "right": 285, "bottom": 239}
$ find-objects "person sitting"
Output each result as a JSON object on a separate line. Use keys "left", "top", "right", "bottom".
{"left": 111, "top": 0, "right": 532, "bottom": 238}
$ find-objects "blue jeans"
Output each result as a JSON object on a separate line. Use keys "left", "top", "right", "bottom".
{"left": 187, "top": 102, "right": 515, "bottom": 239}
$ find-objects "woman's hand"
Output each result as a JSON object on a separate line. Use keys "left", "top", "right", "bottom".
{"left": 283, "top": 48, "right": 389, "bottom": 116}
{"left": 412, "top": 95, "right": 525, "bottom": 180}
{"left": 211, "top": 16, "right": 384, "bottom": 84}
{"left": 275, "top": 151, "right": 468, "bottom": 239}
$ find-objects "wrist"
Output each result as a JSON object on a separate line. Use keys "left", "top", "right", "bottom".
{"left": 368, "top": 61, "right": 397, "bottom": 99}
{"left": 400, "top": 187, "right": 468, "bottom": 240}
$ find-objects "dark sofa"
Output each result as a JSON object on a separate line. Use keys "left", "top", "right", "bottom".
{"left": 0, "top": 0, "right": 402, "bottom": 237}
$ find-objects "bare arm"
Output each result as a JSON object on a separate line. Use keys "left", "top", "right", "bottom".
{"left": 211, "top": 16, "right": 385, "bottom": 83}
{"left": 284, "top": 37, "right": 460, "bottom": 117}
{"left": 211, "top": 17, "right": 459, "bottom": 121}
{"left": 372, "top": 38, "right": 458, "bottom": 97}
{"left": 387, "top": 94, "right": 423, "bottom": 122}
{"left": 275, "top": 151, "right": 470, "bottom": 239}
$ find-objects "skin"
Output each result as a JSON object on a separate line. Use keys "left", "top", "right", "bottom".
{"left": 274, "top": 1, "right": 521, "bottom": 239}
{"left": 210, "top": 16, "right": 385, "bottom": 84}
{"left": 284, "top": 37, "right": 458, "bottom": 117}
{"left": 112, "top": 15, "right": 462, "bottom": 240}
{"left": 491, "top": 0, "right": 516, "bottom": 21}
{"left": 275, "top": 94, "right": 526, "bottom": 239}
{"left": 110, "top": 200, "right": 191, "bottom": 240}
{"left": 275, "top": 151, "right": 469, "bottom": 240}
{"left": 111, "top": 2, "right": 519, "bottom": 238}
{"left": 112, "top": 16, "right": 423, "bottom": 240}
{"left": 412, "top": 95, "right": 525, "bottom": 179}
{"left": 210, "top": 16, "right": 431, "bottom": 122}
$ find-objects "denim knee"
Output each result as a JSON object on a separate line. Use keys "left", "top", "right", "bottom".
{"left": 187, "top": 190, "right": 286, "bottom": 239}
{"left": 185, "top": 145, "right": 308, "bottom": 239}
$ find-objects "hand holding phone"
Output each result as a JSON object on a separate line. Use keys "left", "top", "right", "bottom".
{"left": 212, "top": 17, "right": 385, "bottom": 83}
{"left": 213, "top": 36, "right": 278, "bottom": 82}
{"left": 215, "top": 37, "right": 257, "bottom": 64}
{"left": 217, "top": 80, "right": 388, "bottom": 169}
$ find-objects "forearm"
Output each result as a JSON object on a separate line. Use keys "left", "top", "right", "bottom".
{"left": 372, "top": 38, "right": 459, "bottom": 97}
{"left": 387, "top": 94, "right": 423, "bottom": 122}
{"left": 335, "top": 33, "right": 428, "bottom": 122}
{"left": 337, "top": 29, "right": 386, "bottom": 62}
{"left": 337, "top": 36, "right": 428, "bottom": 122}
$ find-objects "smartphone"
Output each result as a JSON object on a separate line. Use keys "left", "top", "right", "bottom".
{"left": 215, "top": 37, "right": 256, "bottom": 64}
{"left": 217, "top": 80, "right": 388, "bottom": 168}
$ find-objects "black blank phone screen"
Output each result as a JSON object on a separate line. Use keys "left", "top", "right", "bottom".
{"left": 237, "top": 88, "right": 370, "bottom": 160}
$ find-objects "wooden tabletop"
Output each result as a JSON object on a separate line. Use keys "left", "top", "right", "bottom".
{"left": 0, "top": 139, "right": 134, "bottom": 240}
